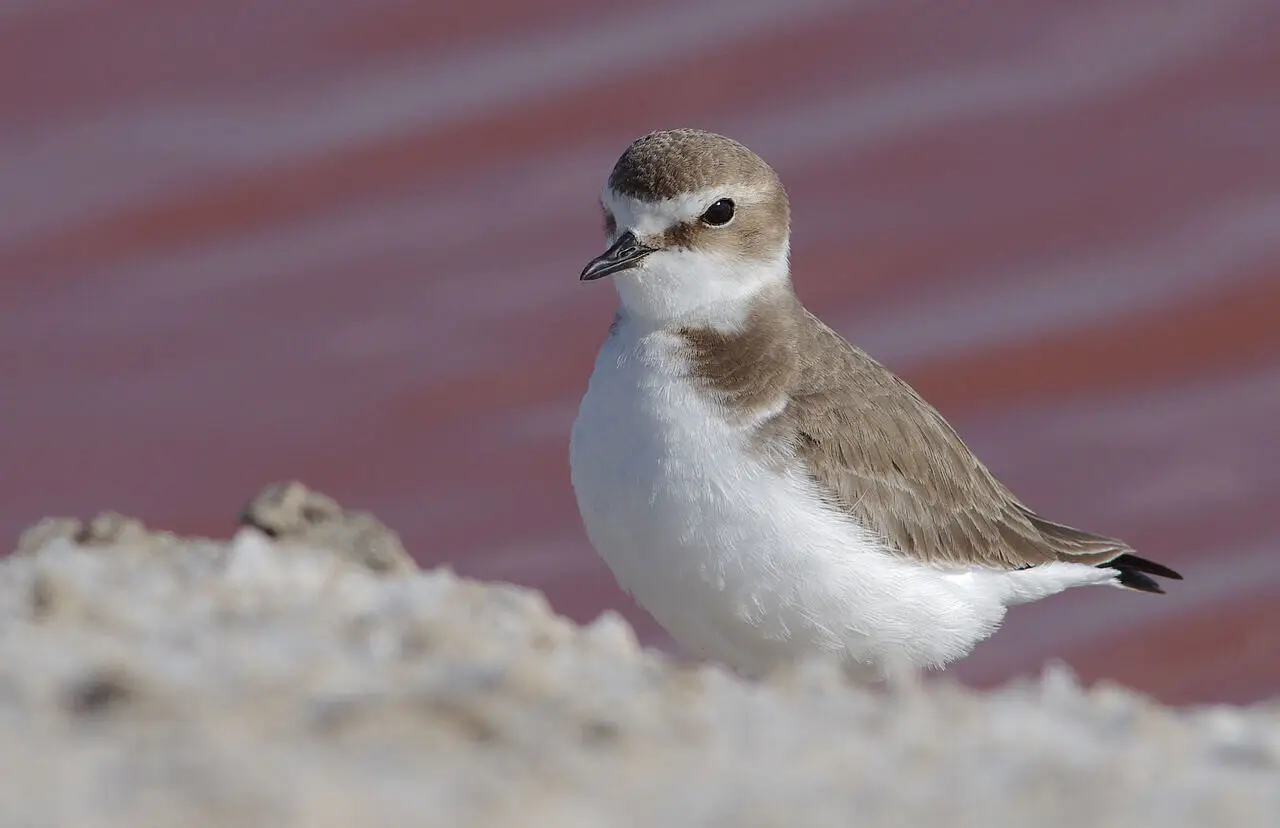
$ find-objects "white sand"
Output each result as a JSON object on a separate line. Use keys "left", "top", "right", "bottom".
{"left": 1, "top": 482, "right": 1276, "bottom": 827}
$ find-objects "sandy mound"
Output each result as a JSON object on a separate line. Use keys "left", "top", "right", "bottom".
{"left": 1, "top": 482, "right": 1275, "bottom": 827}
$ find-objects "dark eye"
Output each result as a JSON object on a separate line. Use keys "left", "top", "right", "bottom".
{"left": 700, "top": 198, "right": 735, "bottom": 227}
{"left": 602, "top": 210, "right": 617, "bottom": 237}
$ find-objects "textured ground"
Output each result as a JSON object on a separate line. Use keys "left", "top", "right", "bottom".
{"left": 1, "top": 485, "right": 1276, "bottom": 827}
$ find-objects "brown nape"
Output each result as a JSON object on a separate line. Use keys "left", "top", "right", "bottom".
{"left": 608, "top": 128, "right": 784, "bottom": 202}
{"left": 675, "top": 292, "right": 1181, "bottom": 585}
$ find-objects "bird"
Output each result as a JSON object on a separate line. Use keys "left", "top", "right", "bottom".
{"left": 568, "top": 128, "right": 1182, "bottom": 680}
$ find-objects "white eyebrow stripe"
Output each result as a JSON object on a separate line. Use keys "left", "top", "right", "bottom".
{"left": 601, "top": 185, "right": 769, "bottom": 237}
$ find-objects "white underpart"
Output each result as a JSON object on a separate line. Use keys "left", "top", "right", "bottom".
{"left": 601, "top": 186, "right": 789, "bottom": 330}
{"left": 572, "top": 189, "right": 1117, "bottom": 679}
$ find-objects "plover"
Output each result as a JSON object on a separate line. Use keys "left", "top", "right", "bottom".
{"left": 569, "top": 128, "right": 1182, "bottom": 679}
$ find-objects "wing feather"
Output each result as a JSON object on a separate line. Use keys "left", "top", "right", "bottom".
{"left": 785, "top": 313, "right": 1130, "bottom": 570}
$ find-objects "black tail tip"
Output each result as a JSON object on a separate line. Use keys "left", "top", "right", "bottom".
{"left": 1102, "top": 553, "right": 1183, "bottom": 595}
{"left": 1114, "top": 568, "right": 1165, "bottom": 594}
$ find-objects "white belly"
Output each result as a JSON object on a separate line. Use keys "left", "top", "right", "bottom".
{"left": 568, "top": 326, "right": 1012, "bottom": 677}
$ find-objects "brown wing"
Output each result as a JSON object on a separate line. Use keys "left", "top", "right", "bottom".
{"left": 786, "top": 312, "right": 1132, "bottom": 570}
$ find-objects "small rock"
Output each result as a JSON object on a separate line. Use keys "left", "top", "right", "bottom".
{"left": 240, "top": 480, "right": 342, "bottom": 536}
{"left": 239, "top": 481, "right": 416, "bottom": 575}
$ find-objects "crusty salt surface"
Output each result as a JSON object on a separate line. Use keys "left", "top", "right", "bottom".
{"left": 0, "top": 484, "right": 1276, "bottom": 827}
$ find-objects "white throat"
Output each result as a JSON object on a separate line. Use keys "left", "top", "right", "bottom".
{"left": 601, "top": 186, "right": 791, "bottom": 331}
{"left": 612, "top": 248, "right": 791, "bottom": 331}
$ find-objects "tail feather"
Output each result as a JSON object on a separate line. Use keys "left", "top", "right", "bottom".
{"left": 1100, "top": 553, "right": 1184, "bottom": 595}
{"left": 1016, "top": 506, "right": 1184, "bottom": 595}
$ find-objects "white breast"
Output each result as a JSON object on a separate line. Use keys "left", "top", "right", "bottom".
{"left": 568, "top": 322, "right": 1022, "bottom": 677}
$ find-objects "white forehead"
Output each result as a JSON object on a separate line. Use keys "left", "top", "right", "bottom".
{"left": 602, "top": 185, "right": 770, "bottom": 236}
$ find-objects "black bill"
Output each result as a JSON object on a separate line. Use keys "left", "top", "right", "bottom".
{"left": 580, "top": 231, "right": 656, "bottom": 281}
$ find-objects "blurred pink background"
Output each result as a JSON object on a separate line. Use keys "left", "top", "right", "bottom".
{"left": 3, "top": 0, "right": 1278, "bottom": 704}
